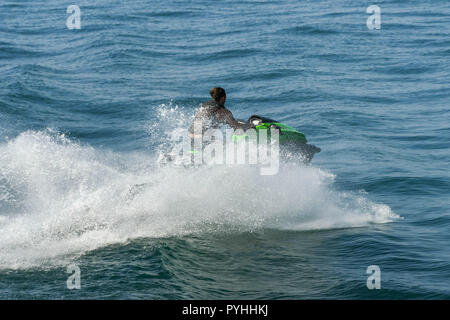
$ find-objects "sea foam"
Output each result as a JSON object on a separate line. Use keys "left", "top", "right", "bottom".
{"left": 0, "top": 105, "right": 399, "bottom": 269}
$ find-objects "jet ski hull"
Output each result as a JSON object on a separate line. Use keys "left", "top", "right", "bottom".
{"left": 234, "top": 115, "right": 321, "bottom": 163}
{"left": 158, "top": 115, "right": 321, "bottom": 166}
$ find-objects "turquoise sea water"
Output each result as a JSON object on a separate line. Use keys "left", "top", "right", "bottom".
{"left": 0, "top": 0, "right": 449, "bottom": 299}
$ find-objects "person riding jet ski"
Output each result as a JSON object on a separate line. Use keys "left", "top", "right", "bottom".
{"left": 185, "top": 87, "right": 320, "bottom": 164}
{"left": 189, "top": 87, "right": 245, "bottom": 138}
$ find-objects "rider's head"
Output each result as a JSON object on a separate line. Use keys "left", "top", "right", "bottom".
{"left": 210, "top": 87, "right": 226, "bottom": 104}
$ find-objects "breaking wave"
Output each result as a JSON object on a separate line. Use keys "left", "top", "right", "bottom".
{"left": 0, "top": 104, "right": 399, "bottom": 269}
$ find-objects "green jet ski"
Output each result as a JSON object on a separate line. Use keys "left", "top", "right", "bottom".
{"left": 233, "top": 115, "right": 321, "bottom": 163}
{"left": 158, "top": 115, "right": 320, "bottom": 166}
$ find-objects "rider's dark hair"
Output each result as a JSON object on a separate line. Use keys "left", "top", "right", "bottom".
{"left": 210, "top": 87, "right": 226, "bottom": 102}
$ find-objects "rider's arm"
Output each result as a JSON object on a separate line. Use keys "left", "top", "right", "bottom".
{"left": 220, "top": 108, "right": 242, "bottom": 130}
